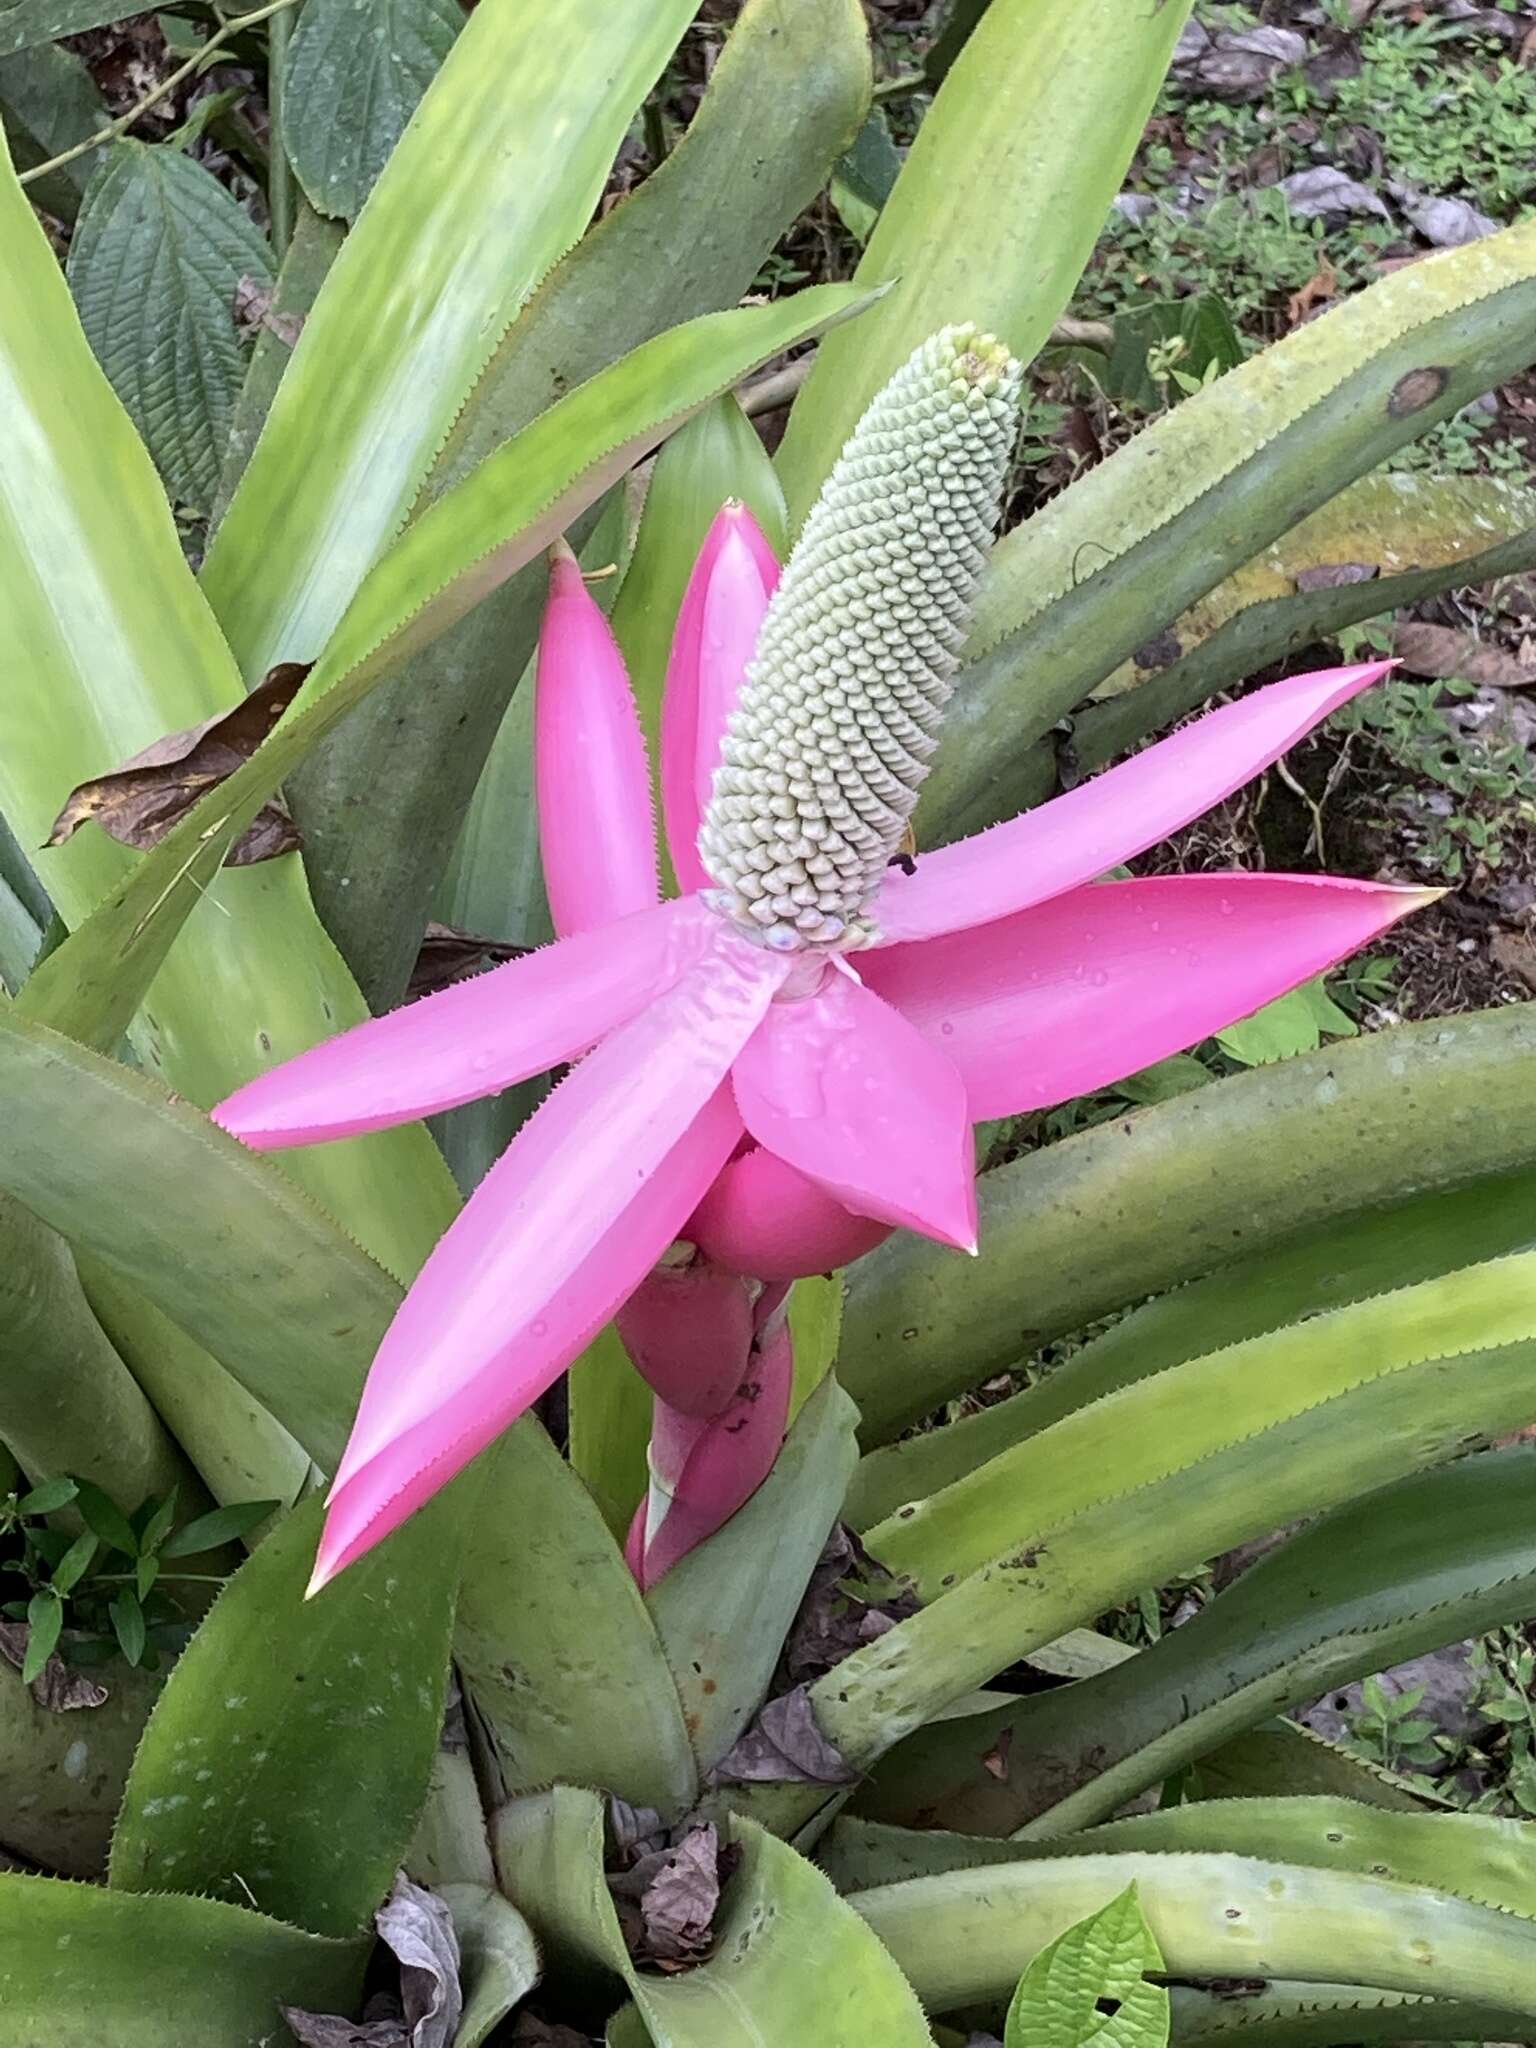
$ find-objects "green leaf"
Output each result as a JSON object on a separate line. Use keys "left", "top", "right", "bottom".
{"left": 109, "top": 1586, "right": 147, "bottom": 1666}
{"left": 111, "top": 1487, "right": 466, "bottom": 1936}
{"left": 0, "top": 1004, "right": 398, "bottom": 1470}
{"left": 851, "top": 1852, "right": 1536, "bottom": 2018}
{"left": 454, "top": 1417, "right": 698, "bottom": 1815}
{"left": 72, "top": 1479, "right": 141, "bottom": 1559}
{"left": 137, "top": 1488, "right": 179, "bottom": 1557}
{"left": 1096, "top": 294, "right": 1242, "bottom": 413}
{"left": 439, "top": 1884, "right": 541, "bottom": 2048}
{"left": 160, "top": 1497, "right": 282, "bottom": 1558}
{"left": 15, "top": 1476, "right": 78, "bottom": 1515}
{"left": 0, "top": 0, "right": 145, "bottom": 55}
{"left": 28, "top": 283, "right": 873, "bottom": 1056}
{"left": 283, "top": 0, "right": 866, "bottom": 1012}
{"left": 1166, "top": 1982, "right": 1528, "bottom": 2045}
{"left": 1214, "top": 977, "right": 1355, "bottom": 1067}
{"left": 831, "top": 106, "right": 901, "bottom": 244}
{"left": 283, "top": 0, "right": 461, "bottom": 219}
{"left": 647, "top": 1375, "right": 858, "bottom": 1773}
{"left": 913, "top": 1449, "right": 1536, "bottom": 1841}
{"left": 0, "top": 119, "right": 456, "bottom": 1284}
{"left": 67, "top": 141, "right": 273, "bottom": 510}
{"left": 842, "top": 1003, "right": 1536, "bottom": 1447}
{"left": 202, "top": 0, "right": 699, "bottom": 681}
{"left": 21, "top": 1589, "right": 62, "bottom": 1683}
{"left": 776, "top": 0, "right": 1193, "bottom": 524}
{"left": 0, "top": 1872, "right": 365, "bottom": 2042}
{"left": 1005, "top": 1885, "right": 1168, "bottom": 2048}
{"left": 50, "top": 1529, "right": 98, "bottom": 1596}
{"left": 924, "top": 215, "right": 1536, "bottom": 844}
{"left": 0, "top": 39, "right": 107, "bottom": 217}
{"left": 492, "top": 1789, "right": 934, "bottom": 2044}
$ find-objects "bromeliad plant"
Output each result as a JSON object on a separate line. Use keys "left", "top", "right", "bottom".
{"left": 7, "top": 2, "right": 1536, "bottom": 2043}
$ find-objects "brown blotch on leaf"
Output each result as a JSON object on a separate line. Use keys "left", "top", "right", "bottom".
{"left": 46, "top": 664, "right": 310, "bottom": 868}
{"left": 1294, "top": 562, "right": 1380, "bottom": 593}
{"left": 407, "top": 924, "right": 527, "bottom": 1001}
{"left": 1387, "top": 366, "right": 1451, "bottom": 418}
{"left": 0, "top": 1620, "right": 108, "bottom": 1712}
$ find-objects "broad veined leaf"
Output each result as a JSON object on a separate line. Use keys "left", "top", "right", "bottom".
{"left": 924, "top": 1449, "right": 1536, "bottom": 1840}
{"left": 842, "top": 1004, "right": 1536, "bottom": 1446}
{"left": 492, "top": 1789, "right": 934, "bottom": 2045}
{"left": 0, "top": 38, "right": 107, "bottom": 218}
{"left": 68, "top": 140, "right": 273, "bottom": 509}
{"left": 24, "top": 284, "right": 873, "bottom": 1057}
{"left": 285, "top": 0, "right": 867, "bottom": 1012}
{"left": 647, "top": 1376, "right": 858, "bottom": 1774}
{"left": 453, "top": 1417, "right": 699, "bottom": 1818}
{"left": 0, "top": 0, "right": 148, "bottom": 55}
{"left": 924, "top": 215, "right": 1536, "bottom": 843}
{"left": 849, "top": 1852, "right": 1536, "bottom": 2017}
{"left": 111, "top": 1489, "right": 466, "bottom": 1938}
{"left": 775, "top": 0, "right": 1193, "bottom": 523}
{"left": 201, "top": 0, "right": 701, "bottom": 680}
{"left": 0, "top": 1872, "right": 366, "bottom": 2042}
{"left": 1004, "top": 1885, "right": 1168, "bottom": 2048}
{"left": 282, "top": 0, "right": 462, "bottom": 219}
{"left": 0, "top": 121, "right": 455, "bottom": 1282}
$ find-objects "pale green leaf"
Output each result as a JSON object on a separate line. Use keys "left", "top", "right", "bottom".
{"left": 67, "top": 140, "right": 273, "bottom": 509}
{"left": 439, "top": 1884, "right": 541, "bottom": 2048}
{"left": 1004, "top": 1885, "right": 1168, "bottom": 2048}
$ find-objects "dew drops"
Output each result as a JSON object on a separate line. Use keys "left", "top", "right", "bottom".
{"left": 940, "top": 1020, "right": 955, "bottom": 1036}
{"left": 1090, "top": 969, "right": 1109, "bottom": 988}
{"left": 530, "top": 1318, "right": 548, "bottom": 1338}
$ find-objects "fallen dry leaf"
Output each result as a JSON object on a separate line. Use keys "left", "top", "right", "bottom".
{"left": 779, "top": 1524, "right": 919, "bottom": 1688}
{"left": 1491, "top": 930, "right": 1536, "bottom": 993}
{"left": 47, "top": 665, "right": 310, "bottom": 867}
{"left": 710, "top": 1684, "right": 859, "bottom": 1786}
{"left": 981, "top": 1727, "right": 1014, "bottom": 1783}
{"left": 1287, "top": 254, "right": 1339, "bottom": 326}
{"left": 1294, "top": 562, "right": 1379, "bottom": 592}
{"left": 639, "top": 1825, "right": 723, "bottom": 1968}
{"left": 0, "top": 1620, "right": 109, "bottom": 1712}
{"left": 281, "top": 2006, "right": 405, "bottom": 2047}
{"left": 1280, "top": 166, "right": 1389, "bottom": 221}
{"left": 407, "top": 925, "right": 527, "bottom": 1002}
{"left": 1394, "top": 622, "right": 1536, "bottom": 691}
{"left": 376, "top": 1875, "right": 462, "bottom": 2048}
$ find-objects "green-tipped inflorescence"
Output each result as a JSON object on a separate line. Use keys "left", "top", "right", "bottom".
{"left": 698, "top": 324, "right": 1022, "bottom": 951}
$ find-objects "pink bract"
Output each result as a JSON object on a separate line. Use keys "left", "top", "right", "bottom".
{"left": 215, "top": 500, "right": 1426, "bottom": 1590}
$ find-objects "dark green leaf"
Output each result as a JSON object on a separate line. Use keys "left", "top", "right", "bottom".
{"left": 16, "top": 1474, "right": 78, "bottom": 1515}
{"left": 67, "top": 140, "right": 273, "bottom": 508}
{"left": 51, "top": 1529, "right": 98, "bottom": 1596}
{"left": 22, "top": 1588, "right": 62, "bottom": 1682}
{"left": 137, "top": 1488, "right": 179, "bottom": 1557}
{"left": 283, "top": 0, "right": 462, "bottom": 218}
{"left": 160, "top": 1497, "right": 281, "bottom": 1558}
{"left": 110, "top": 1587, "right": 147, "bottom": 1666}
{"left": 0, "top": 0, "right": 142, "bottom": 56}
{"left": 72, "top": 1478, "right": 139, "bottom": 1558}
{"left": 135, "top": 1553, "right": 159, "bottom": 1601}
{"left": 0, "top": 40, "right": 107, "bottom": 217}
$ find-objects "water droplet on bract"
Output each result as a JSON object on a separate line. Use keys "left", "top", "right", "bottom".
{"left": 940, "top": 1021, "right": 955, "bottom": 1036}
{"left": 1090, "top": 969, "right": 1109, "bottom": 988}
{"left": 1219, "top": 898, "right": 1234, "bottom": 917}
{"left": 531, "top": 1318, "right": 548, "bottom": 1338}
{"left": 1149, "top": 921, "right": 1162, "bottom": 934}
{"left": 471, "top": 1051, "right": 493, "bottom": 1072}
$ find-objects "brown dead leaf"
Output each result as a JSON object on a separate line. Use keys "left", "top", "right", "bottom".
{"left": 1294, "top": 562, "right": 1379, "bottom": 593}
{"left": 639, "top": 1824, "right": 722, "bottom": 1968}
{"left": 508, "top": 2019, "right": 593, "bottom": 2047}
{"left": 407, "top": 924, "right": 527, "bottom": 1002}
{"left": 1522, "top": 21, "right": 1536, "bottom": 66}
{"left": 981, "top": 1727, "right": 1014, "bottom": 1783}
{"left": 1491, "top": 931, "right": 1536, "bottom": 993}
{"left": 46, "top": 665, "right": 309, "bottom": 867}
{"left": 281, "top": 2012, "right": 405, "bottom": 2048}
{"left": 710, "top": 1684, "right": 859, "bottom": 1786}
{"left": 1287, "top": 254, "right": 1339, "bottom": 327}
{"left": 234, "top": 275, "right": 306, "bottom": 349}
{"left": 0, "top": 1620, "right": 109, "bottom": 1712}
{"left": 1393, "top": 623, "right": 1536, "bottom": 690}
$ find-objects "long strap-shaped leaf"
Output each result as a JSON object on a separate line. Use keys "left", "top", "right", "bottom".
{"left": 1167, "top": 1980, "right": 1529, "bottom": 2044}
{"left": 492, "top": 1788, "right": 933, "bottom": 2045}
{"left": 200, "top": 0, "right": 699, "bottom": 678}
{"left": 0, "top": 122, "right": 454, "bottom": 1281}
{"left": 286, "top": 0, "right": 869, "bottom": 1009}
{"left": 20, "top": 285, "right": 872, "bottom": 1058}
{"left": 842, "top": 1004, "right": 1536, "bottom": 1446}
{"left": 775, "top": 0, "right": 1194, "bottom": 525}
{"left": 848, "top": 1165, "right": 1536, "bottom": 1526}
{"left": 923, "top": 214, "right": 1536, "bottom": 842}
{"left": 849, "top": 1852, "right": 1536, "bottom": 2017}
{"left": 731, "top": 1257, "right": 1536, "bottom": 1838}
{"left": 856, "top": 1449, "right": 1536, "bottom": 1838}
{"left": 0, "top": 1873, "right": 366, "bottom": 2044}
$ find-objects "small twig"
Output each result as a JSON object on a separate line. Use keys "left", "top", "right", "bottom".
{"left": 740, "top": 355, "right": 815, "bottom": 418}
{"left": 19, "top": 0, "right": 304, "bottom": 190}
{"left": 872, "top": 71, "right": 926, "bottom": 102}
{"left": 1273, "top": 754, "right": 1329, "bottom": 867}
